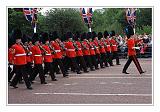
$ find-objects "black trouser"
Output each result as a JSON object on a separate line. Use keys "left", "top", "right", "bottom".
{"left": 83, "top": 55, "right": 94, "bottom": 70}
{"left": 25, "top": 62, "right": 33, "bottom": 76}
{"left": 66, "top": 57, "right": 80, "bottom": 73}
{"left": 29, "top": 64, "right": 46, "bottom": 83}
{"left": 101, "top": 53, "right": 108, "bottom": 67}
{"left": 90, "top": 55, "right": 98, "bottom": 69}
{"left": 10, "top": 65, "right": 31, "bottom": 88}
{"left": 8, "top": 65, "right": 16, "bottom": 82}
{"left": 96, "top": 54, "right": 103, "bottom": 68}
{"left": 112, "top": 51, "right": 120, "bottom": 65}
{"left": 63, "top": 56, "right": 70, "bottom": 72}
{"left": 52, "top": 58, "right": 67, "bottom": 77}
{"left": 122, "top": 55, "right": 143, "bottom": 74}
{"left": 44, "top": 62, "right": 56, "bottom": 80}
{"left": 106, "top": 52, "right": 113, "bottom": 66}
{"left": 8, "top": 65, "right": 12, "bottom": 82}
{"left": 76, "top": 56, "right": 88, "bottom": 72}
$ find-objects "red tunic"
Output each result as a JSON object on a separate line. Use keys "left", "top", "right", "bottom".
{"left": 8, "top": 48, "right": 14, "bottom": 64}
{"left": 75, "top": 41, "right": 83, "bottom": 56}
{"left": 110, "top": 38, "right": 118, "bottom": 52}
{"left": 105, "top": 39, "right": 111, "bottom": 52}
{"left": 42, "top": 44, "right": 53, "bottom": 62}
{"left": 31, "top": 45, "right": 43, "bottom": 64}
{"left": 51, "top": 41, "right": 62, "bottom": 59}
{"left": 99, "top": 41, "right": 106, "bottom": 53}
{"left": 65, "top": 41, "right": 76, "bottom": 58}
{"left": 82, "top": 41, "right": 90, "bottom": 56}
{"left": 89, "top": 41, "right": 96, "bottom": 55}
{"left": 11, "top": 44, "right": 26, "bottom": 65}
{"left": 127, "top": 38, "right": 142, "bottom": 56}
{"left": 93, "top": 40, "right": 100, "bottom": 54}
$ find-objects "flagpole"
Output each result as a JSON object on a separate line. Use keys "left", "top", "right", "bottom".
{"left": 34, "top": 22, "right": 37, "bottom": 33}
{"left": 88, "top": 23, "right": 92, "bottom": 32}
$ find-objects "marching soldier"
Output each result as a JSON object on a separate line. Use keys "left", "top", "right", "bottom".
{"left": 64, "top": 32, "right": 81, "bottom": 74}
{"left": 110, "top": 31, "right": 121, "bottom": 65}
{"left": 122, "top": 25, "right": 146, "bottom": 74}
{"left": 9, "top": 29, "right": 32, "bottom": 89}
{"left": 103, "top": 31, "right": 113, "bottom": 66}
{"left": 98, "top": 32, "right": 108, "bottom": 67}
{"left": 41, "top": 32, "right": 57, "bottom": 81}
{"left": 50, "top": 31, "right": 69, "bottom": 77}
{"left": 87, "top": 32, "right": 99, "bottom": 70}
{"left": 81, "top": 32, "right": 95, "bottom": 71}
{"left": 29, "top": 33, "right": 47, "bottom": 84}
{"left": 92, "top": 31, "right": 104, "bottom": 68}
{"left": 74, "top": 32, "right": 89, "bottom": 73}
{"left": 22, "top": 34, "right": 33, "bottom": 77}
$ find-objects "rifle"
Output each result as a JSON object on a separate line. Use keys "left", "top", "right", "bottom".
{"left": 72, "top": 40, "right": 79, "bottom": 51}
{"left": 38, "top": 45, "right": 48, "bottom": 54}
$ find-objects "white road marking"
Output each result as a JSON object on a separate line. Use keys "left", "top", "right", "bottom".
{"left": 46, "top": 83, "right": 55, "bottom": 85}
{"left": 34, "top": 92, "right": 151, "bottom": 96}
{"left": 112, "top": 82, "right": 133, "bottom": 85}
{"left": 64, "top": 84, "right": 71, "bottom": 86}
{"left": 99, "top": 82, "right": 107, "bottom": 85}
{"left": 70, "top": 77, "right": 151, "bottom": 79}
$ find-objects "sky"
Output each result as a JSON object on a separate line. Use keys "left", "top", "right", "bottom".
{"left": 40, "top": 7, "right": 102, "bottom": 15}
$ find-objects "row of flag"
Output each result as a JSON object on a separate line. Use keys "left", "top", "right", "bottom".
{"left": 80, "top": 8, "right": 93, "bottom": 26}
{"left": 126, "top": 8, "right": 136, "bottom": 25}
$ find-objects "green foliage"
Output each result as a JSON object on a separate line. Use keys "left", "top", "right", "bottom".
{"left": 8, "top": 8, "right": 152, "bottom": 36}
{"left": 136, "top": 25, "right": 152, "bottom": 34}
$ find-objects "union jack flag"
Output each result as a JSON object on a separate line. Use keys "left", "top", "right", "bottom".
{"left": 80, "top": 8, "right": 88, "bottom": 24}
{"left": 23, "top": 8, "right": 38, "bottom": 28}
{"left": 87, "top": 8, "right": 93, "bottom": 24}
{"left": 126, "top": 8, "right": 136, "bottom": 25}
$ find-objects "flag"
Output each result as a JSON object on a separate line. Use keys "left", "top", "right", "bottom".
{"left": 80, "top": 8, "right": 88, "bottom": 24}
{"left": 87, "top": 8, "right": 93, "bottom": 24}
{"left": 23, "top": 8, "right": 33, "bottom": 22}
{"left": 23, "top": 8, "right": 38, "bottom": 28}
{"left": 131, "top": 8, "right": 136, "bottom": 23}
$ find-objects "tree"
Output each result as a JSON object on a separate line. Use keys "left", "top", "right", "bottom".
{"left": 44, "top": 8, "right": 88, "bottom": 37}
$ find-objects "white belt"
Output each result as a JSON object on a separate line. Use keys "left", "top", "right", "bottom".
{"left": 67, "top": 49, "right": 75, "bottom": 51}
{"left": 112, "top": 45, "right": 116, "bottom": 46}
{"left": 78, "top": 48, "right": 82, "bottom": 50}
{"left": 91, "top": 48, "right": 95, "bottom": 50}
{"left": 34, "top": 54, "right": 42, "bottom": 57}
{"left": 45, "top": 54, "right": 51, "bottom": 56}
{"left": 96, "top": 47, "right": 99, "bottom": 49}
{"left": 107, "top": 45, "right": 110, "bottom": 47}
{"left": 55, "top": 50, "right": 61, "bottom": 52}
{"left": 15, "top": 53, "right": 26, "bottom": 56}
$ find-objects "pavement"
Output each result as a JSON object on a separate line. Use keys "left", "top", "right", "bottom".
{"left": 8, "top": 58, "right": 152, "bottom": 104}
